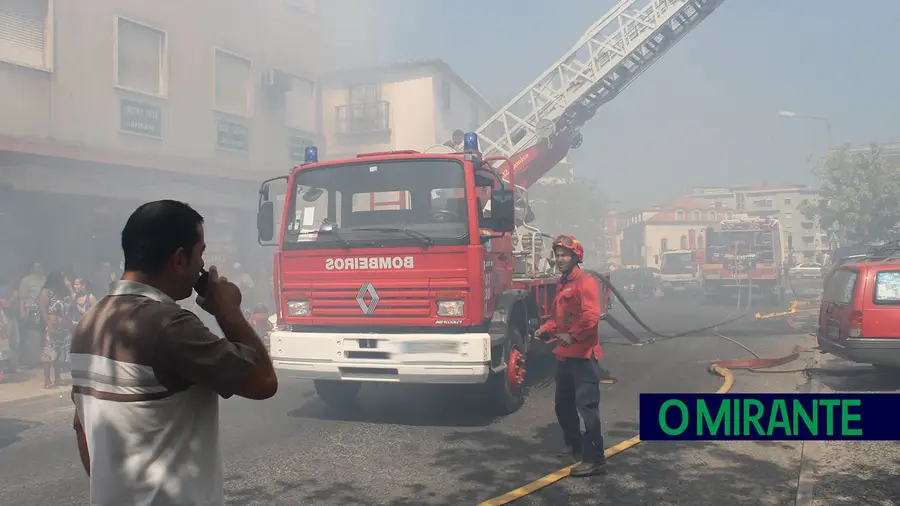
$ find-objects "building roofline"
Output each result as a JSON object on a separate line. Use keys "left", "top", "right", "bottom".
{"left": 325, "top": 58, "right": 493, "bottom": 113}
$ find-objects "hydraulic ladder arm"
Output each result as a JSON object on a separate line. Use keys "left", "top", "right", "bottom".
{"left": 476, "top": 0, "right": 727, "bottom": 188}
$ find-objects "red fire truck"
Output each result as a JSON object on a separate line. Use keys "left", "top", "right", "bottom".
{"left": 255, "top": 0, "right": 725, "bottom": 413}
{"left": 700, "top": 217, "right": 787, "bottom": 305}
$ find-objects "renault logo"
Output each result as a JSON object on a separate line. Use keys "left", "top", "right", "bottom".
{"left": 356, "top": 282, "right": 380, "bottom": 315}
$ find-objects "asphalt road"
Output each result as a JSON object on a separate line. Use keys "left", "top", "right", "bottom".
{"left": 0, "top": 291, "right": 807, "bottom": 505}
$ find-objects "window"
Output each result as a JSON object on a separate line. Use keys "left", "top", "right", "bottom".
{"left": 349, "top": 84, "right": 377, "bottom": 104}
{"left": 680, "top": 235, "right": 688, "bottom": 249}
{"left": 784, "top": 198, "right": 792, "bottom": 205}
{"left": 692, "top": 210, "right": 702, "bottom": 221}
{"left": 660, "top": 238, "right": 668, "bottom": 254}
{"left": 785, "top": 212, "right": 793, "bottom": 219}
{"left": 823, "top": 268, "right": 857, "bottom": 305}
{"left": 214, "top": 48, "right": 252, "bottom": 116}
{"left": 707, "top": 210, "right": 716, "bottom": 221}
{"left": 697, "top": 236, "right": 704, "bottom": 249}
{"left": 285, "top": 75, "right": 316, "bottom": 132}
{"left": 0, "top": 0, "right": 53, "bottom": 70}
{"left": 283, "top": 159, "right": 469, "bottom": 251}
{"left": 874, "top": 271, "right": 900, "bottom": 305}
{"left": 441, "top": 80, "right": 451, "bottom": 111}
{"left": 675, "top": 210, "right": 684, "bottom": 221}
{"left": 114, "top": 17, "right": 166, "bottom": 96}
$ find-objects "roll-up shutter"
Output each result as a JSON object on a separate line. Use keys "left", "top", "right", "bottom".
{"left": 0, "top": 0, "right": 48, "bottom": 68}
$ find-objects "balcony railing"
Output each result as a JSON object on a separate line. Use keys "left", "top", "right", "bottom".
{"left": 335, "top": 101, "right": 390, "bottom": 134}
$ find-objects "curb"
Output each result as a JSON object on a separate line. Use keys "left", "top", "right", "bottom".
{"left": 794, "top": 349, "right": 822, "bottom": 506}
{"left": 0, "top": 388, "right": 65, "bottom": 411}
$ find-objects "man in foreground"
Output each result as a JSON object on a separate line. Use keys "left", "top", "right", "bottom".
{"left": 69, "top": 199, "right": 278, "bottom": 505}
{"left": 534, "top": 234, "right": 606, "bottom": 477}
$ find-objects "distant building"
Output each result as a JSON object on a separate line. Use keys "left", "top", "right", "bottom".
{"left": 620, "top": 198, "right": 735, "bottom": 268}
{"left": 685, "top": 185, "right": 823, "bottom": 262}
{"left": 319, "top": 59, "right": 493, "bottom": 158}
{"left": 0, "top": 0, "right": 322, "bottom": 274}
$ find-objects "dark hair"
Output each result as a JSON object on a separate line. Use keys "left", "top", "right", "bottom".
{"left": 121, "top": 200, "right": 204, "bottom": 274}
{"left": 43, "top": 271, "right": 67, "bottom": 293}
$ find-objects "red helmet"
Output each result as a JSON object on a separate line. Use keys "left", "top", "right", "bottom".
{"left": 552, "top": 234, "right": 584, "bottom": 263}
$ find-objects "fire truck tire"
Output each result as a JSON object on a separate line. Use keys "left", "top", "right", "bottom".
{"left": 488, "top": 326, "right": 526, "bottom": 415}
{"left": 314, "top": 380, "right": 361, "bottom": 407}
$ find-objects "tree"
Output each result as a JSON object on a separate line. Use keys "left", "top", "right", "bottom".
{"left": 801, "top": 144, "right": 900, "bottom": 244}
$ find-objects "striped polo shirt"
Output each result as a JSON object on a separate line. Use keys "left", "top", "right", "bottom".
{"left": 70, "top": 280, "right": 258, "bottom": 506}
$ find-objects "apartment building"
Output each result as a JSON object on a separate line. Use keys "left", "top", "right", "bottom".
{"left": 0, "top": 0, "right": 321, "bottom": 273}
{"left": 620, "top": 199, "right": 735, "bottom": 268}
{"left": 319, "top": 59, "right": 493, "bottom": 158}
{"left": 685, "top": 185, "right": 823, "bottom": 262}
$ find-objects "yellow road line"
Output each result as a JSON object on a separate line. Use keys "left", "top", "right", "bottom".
{"left": 476, "top": 365, "right": 736, "bottom": 505}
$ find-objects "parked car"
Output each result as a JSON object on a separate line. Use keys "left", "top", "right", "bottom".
{"left": 789, "top": 262, "right": 823, "bottom": 278}
{"left": 609, "top": 268, "right": 656, "bottom": 300}
{"left": 817, "top": 259, "right": 900, "bottom": 374}
{"left": 823, "top": 254, "right": 868, "bottom": 285}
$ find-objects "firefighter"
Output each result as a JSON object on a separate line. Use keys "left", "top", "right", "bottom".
{"left": 534, "top": 234, "right": 606, "bottom": 477}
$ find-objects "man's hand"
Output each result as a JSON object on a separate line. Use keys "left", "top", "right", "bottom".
{"left": 534, "top": 328, "right": 547, "bottom": 340}
{"left": 557, "top": 332, "right": 573, "bottom": 346}
{"left": 197, "top": 266, "right": 243, "bottom": 318}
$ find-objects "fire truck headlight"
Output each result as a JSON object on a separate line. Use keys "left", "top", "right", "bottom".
{"left": 287, "top": 300, "right": 310, "bottom": 316}
{"left": 437, "top": 300, "right": 464, "bottom": 317}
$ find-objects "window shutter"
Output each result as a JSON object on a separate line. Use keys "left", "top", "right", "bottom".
{"left": 0, "top": 0, "right": 47, "bottom": 68}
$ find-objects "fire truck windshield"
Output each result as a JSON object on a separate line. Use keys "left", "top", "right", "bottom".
{"left": 282, "top": 158, "right": 470, "bottom": 250}
{"left": 661, "top": 251, "right": 694, "bottom": 274}
{"left": 706, "top": 230, "right": 775, "bottom": 263}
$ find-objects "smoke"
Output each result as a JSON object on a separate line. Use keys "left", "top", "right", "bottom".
{"left": 319, "top": 0, "right": 396, "bottom": 70}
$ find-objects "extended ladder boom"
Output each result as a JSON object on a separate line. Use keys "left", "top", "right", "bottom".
{"left": 478, "top": 0, "right": 726, "bottom": 188}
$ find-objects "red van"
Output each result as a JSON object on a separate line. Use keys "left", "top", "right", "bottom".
{"left": 817, "top": 261, "right": 900, "bottom": 371}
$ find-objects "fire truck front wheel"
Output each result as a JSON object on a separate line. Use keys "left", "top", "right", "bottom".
{"left": 314, "top": 380, "right": 361, "bottom": 408}
{"left": 487, "top": 326, "right": 527, "bottom": 416}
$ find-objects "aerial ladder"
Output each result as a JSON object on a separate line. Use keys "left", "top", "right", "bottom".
{"left": 446, "top": 0, "right": 726, "bottom": 274}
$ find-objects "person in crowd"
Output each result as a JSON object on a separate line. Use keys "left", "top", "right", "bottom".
{"left": 19, "top": 261, "right": 45, "bottom": 366}
{"left": 0, "top": 274, "right": 19, "bottom": 371}
{"left": 70, "top": 278, "right": 97, "bottom": 323}
{"left": 69, "top": 199, "right": 277, "bottom": 506}
{"left": 66, "top": 278, "right": 97, "bottom": 371}
{"left": 38, "top": 270, "right": 73, "bottom": 388}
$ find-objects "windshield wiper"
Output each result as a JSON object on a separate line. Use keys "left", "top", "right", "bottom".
{"left": 356, "top": 227, "right": 434, "bottom": 249}
{"left": 289, "top": 229, "right": 351, "bottom": 250}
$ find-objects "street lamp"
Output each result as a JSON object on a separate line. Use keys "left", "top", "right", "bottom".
{"left": 778, "top": 110, "right": 833, "bottom": 149}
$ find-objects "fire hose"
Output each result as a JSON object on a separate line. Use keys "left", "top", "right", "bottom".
{"left": 477, "top": 263, "right": 818, "bottom": 505}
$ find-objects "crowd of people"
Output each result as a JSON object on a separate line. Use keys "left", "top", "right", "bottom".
{"left": 0, "top": 258, "right": 270, "bottom": 384}
{"left": 0, "top": 262, "right": 112, "bottom": 385}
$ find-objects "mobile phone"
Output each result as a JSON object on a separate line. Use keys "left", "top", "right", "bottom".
{"left": 194, "top": 268, "right": 210, "bottom": 297}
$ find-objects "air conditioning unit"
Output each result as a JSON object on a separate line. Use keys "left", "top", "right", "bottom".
{"left": 262, "top": 70, "right": 293, "bottom": 95}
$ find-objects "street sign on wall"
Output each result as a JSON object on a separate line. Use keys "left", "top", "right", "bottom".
{"left": 119, "top": 99, "right": 162, "bottom": 138}
{"left": 827, "top": 229, "right": 840, "bottom": 244}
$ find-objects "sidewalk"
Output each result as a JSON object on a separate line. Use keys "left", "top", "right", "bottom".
{"left": 0, "top": 367, "right": 71, "bottom": 406}
{"left": 808, "top": 352, "right": 900, "bottom": 506}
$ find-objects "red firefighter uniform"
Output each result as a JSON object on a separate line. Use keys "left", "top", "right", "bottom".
{"left": 538, "top": 265, "right": 603, "bottom": 360}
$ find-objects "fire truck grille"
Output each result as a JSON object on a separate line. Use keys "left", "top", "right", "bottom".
{"left": 310, "top": 285, "right": 432, "bottom": 318}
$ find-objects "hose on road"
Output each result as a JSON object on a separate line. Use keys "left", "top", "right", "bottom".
{"left": 477, "top": 270, "right": 819, "bottom": 505}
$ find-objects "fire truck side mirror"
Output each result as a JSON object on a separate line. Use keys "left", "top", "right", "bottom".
{"left": 257, "top": 201, "right": 275, "bottom": 242}
{"left": 485, "top": 187, "right": 515, "bottom": 233}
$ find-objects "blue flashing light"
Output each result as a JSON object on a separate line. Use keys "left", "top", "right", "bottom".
{"left": 304, "top": 146, "right": 319, "bottom": 164}
{"left": 463, "top": 132, "right": 479, "bottom": 152}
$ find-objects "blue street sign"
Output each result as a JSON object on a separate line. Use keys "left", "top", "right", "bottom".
{"left": 827, "top": 230, "right": 840, "bottom": 243}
